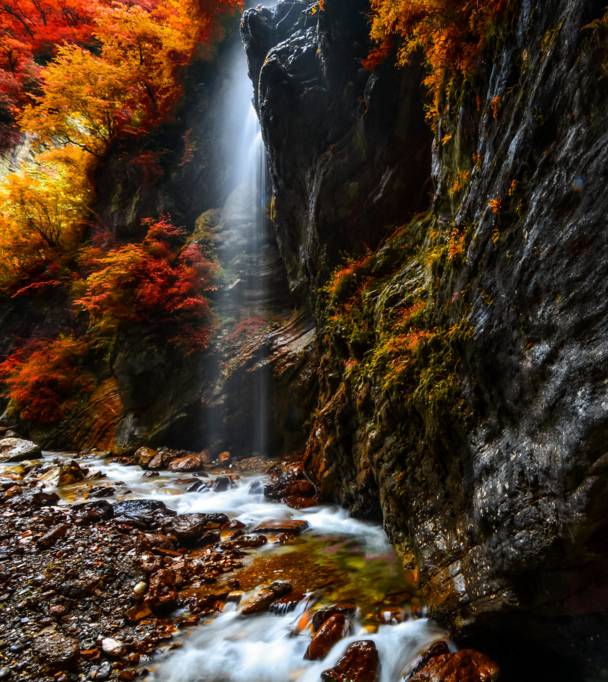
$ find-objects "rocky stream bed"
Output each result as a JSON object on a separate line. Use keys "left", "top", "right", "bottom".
{"left": 0, "top": 439, "right": 500, "bottom": 681}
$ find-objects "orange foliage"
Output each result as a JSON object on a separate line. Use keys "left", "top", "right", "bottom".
{"left": 0, "top": 0, "right": 101, "bottom": 120}
{"left": 0, "top": 336, "right": 94, "bottom": 424}
{"left": 19, "top": 0, "right": 240, "bottom": 154}
{"left": 75, "top": 217, "right": 218, "bottom": 353}
{"left": 366, "top": 0, "right": 508, "bottom": 117}
{"left": 0, "top": 146, "right": 93, "bottom": 295}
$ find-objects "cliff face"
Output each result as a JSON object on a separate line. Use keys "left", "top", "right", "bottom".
{"left": 245, "top": 0, "right": 608, "bottom": 677}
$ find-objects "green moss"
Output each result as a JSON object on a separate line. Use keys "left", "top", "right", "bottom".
{"left": 319, "top": 212, "right": 471, "bottom": 427}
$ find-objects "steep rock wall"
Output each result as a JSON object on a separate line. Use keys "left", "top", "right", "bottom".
{"left": 245, "top": 0, "right": 608, "bottom": 678}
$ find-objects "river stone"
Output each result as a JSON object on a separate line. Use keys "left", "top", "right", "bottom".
{"left": 408, "top": 649, "right": 500, "bottom": 682}
{"left": 321, "top": 640, "right": 380, "bottom": 682}
{"left": 240, "top": 580, "right": 293, "bottom": 615}
{"left": 33, "top": 631, "right": 79, "bottom": 667}
{"left": 0, "top": 438, "right": 41, "bottom": 462}
{"left": 101, "top": 637, "right": 126, "bottom": 659}
{"left": 252, "top": 519, "right": 308, "bottom": 535}
{"left": 305, "top": 613, "right": 349, "bottom": 660}
{"left": 134, "top": 446, "right": 158, "bottom": 468}
{"left": 168, "top": 452, "right": 206, "bottom": 472}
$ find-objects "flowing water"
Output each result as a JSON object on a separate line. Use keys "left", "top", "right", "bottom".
{"left": 1, "top": 452, "right": 448, "bottom": 681}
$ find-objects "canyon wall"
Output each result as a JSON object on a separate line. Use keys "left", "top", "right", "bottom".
{"left": 244, "top": 0, "right": 608, "bottom": 678}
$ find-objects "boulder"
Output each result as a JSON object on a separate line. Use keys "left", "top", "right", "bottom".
{"left": 252, "top": 519, "right": 308, "bottom": 535}
{"left": 134, "top": 447, "right": 158, "bottom": 468}
{"left": 408, "top": 650, "right": 500, "bottom": 682}
{"left": 0, "top": 438, "right": 41, "bottom": 462}
{"left": 37, "top": 523, "right": 68, "bottom": 549}
{"left": 168, "top": 452, "right": 206, "bottom": 472}
{"left": 240, "top": 580, "right": 293, "bottom": 615}
{"left": 305, "top": 613, "right": 349, "bottom": 660}
{"left": 321, "top": 640, "right": 380, "bottom": 682}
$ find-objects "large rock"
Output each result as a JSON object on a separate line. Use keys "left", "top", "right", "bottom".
{"left": 305, "top": 612, "right": 349, "bottom": 661}
{"left": 0, "top": 438, "right": 41, "bottom": 462}
{"left": 321, "top": 640, "right": 379, "bottom": 682}
{"left": 242, "top": 0, "right": 432, "bottom": 300}
{"left": 240, "top": 580, "right": 293, "bottom": 615}
{"left": 408, "top": 650, "right": 500, "bottom": 682}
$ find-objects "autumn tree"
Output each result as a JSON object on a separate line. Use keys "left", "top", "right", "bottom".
{"left": 19, "top": 0, "right": 241, "bottom": 154}
{"left": 0, "top": 146, "right": 93, "bottom": 295}
{"left": 75, "top": 217, "right": 218, "bottom": 353}
{"left": 0, "top": 335, "right": 95, "bottom": 424}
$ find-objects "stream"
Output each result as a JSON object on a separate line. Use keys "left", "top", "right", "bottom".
{"left": 2, "top": 452, "right": 447, "bottom": 681}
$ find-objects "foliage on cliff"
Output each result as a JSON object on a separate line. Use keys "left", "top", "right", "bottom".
{"left": 76, "top": 218, "right": 217, "bottom": 353}
{"left": 0, "top": 336, "right": 95, "bottom": 425}
{"left": 365, "top": 0, "right": 507, "bottom": 117}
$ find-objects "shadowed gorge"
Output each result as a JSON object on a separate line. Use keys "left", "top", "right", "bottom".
{"left": 0, "top": 0, "right": 607, "bottom": 680}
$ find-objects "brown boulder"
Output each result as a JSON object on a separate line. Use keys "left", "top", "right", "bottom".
{"left": 408, "top": 649, "right": 500, "bottom": 682}
{"left": 305, "top": 613, "right": 349, "bottom": 660}
{"left": 168, "top": 453, "right": 206, "bottom": 472}
{"left": 146, "top": 568, "right": 180, "bottom": 612}
{"left": 134, "top": 447, "right": 158, "bottom": 468}
{"left": 312, "top": 604, "right": 356, "bottom": 631}
{"left": 252, "top": 519, "right": 308, "bottom": 535}
{"left": 241, "top": 581, "right": 293, "bottom": 615}
{"left": 321, "top": 640, "right": 380, "bottom": 682}
{"left": 37, "top": 523, "right": 68, "bottom": 549}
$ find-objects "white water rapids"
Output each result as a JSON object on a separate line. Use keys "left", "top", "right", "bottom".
{"left": 0, "top": 451, "right": 448, "bottom": 681}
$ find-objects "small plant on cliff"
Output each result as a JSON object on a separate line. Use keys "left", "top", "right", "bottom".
{"left": 75, "top": 217, "right": 218, "bottom": 353}
{"left": 0, "top": 336, "right": 95, "bottom": 425}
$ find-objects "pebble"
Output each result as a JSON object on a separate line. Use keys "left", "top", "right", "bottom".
{"left": 101, "top": 636, "right": 126, "bottom": 658}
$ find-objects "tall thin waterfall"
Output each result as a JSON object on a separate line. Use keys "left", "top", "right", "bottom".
{"left": 207, "top": 23, "right": 272, "bottom": 457}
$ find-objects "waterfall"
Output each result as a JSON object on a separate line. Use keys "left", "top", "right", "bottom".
{"left": 205, "top": 11, "right": 273, "bottom": 457}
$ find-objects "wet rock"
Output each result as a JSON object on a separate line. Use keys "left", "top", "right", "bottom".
{"left": 29, "top": 491, "right": 60, "bottom": 508}
{"left": 141, "top": 533, "right": 176, "bottom": 550}
{"left": 321, "top": 640, "right": 380, "bottom": 682}
{"left": 74, "top": 500, "right": 114, "bottom": 524}
{"left": 134, "top": 447, "right": 158, "bottom": 468}
{"left": 168, "top": 452, "right": 206, "bottom": 472}
{"left": 240, "top": 580, "right": 293, "bottom": 615}
{"left": 101, "top": 637, "right": 126, "bottom": 659}
{"left": 0, "top": 438, "right": 41, "bottom": 462}
{"left": 33, "top": 631, "right": 79, "bottom": 668}
{"left": 171, "top": 513, "right": 225, "bottom": 544}
{"left": 186, "top": 479, "right": 209, "bottom": 493}
{"left": 312, "top": 604, "right": 356, "bottom": 631}
{"left": 305, "top": 613, "right": 349, "bottom": 660}
{"left": 39, "top": 461, "right": 87, "bottom": 487}
{"left": 146, "top": 568, "right": 180, "bottom": 612}
{"left": 113, "top": 499, "right": 172, "bottom": 528}
{"left": 252, "top": 519, "right": 308, "bottom": 535}
{"left": 223, "top": 534, "right": 267, "bottom": 550}
{"left": 212, "top": 475, "right": 233, "bottom": 492}
{"left": 37, "top": 523, "right": 68, "bottom": 549}
{"left": 401, "top": 641, "right": 450, "bottom": 680}
{"left": 408, "top": 649, "right": 500, "bottom": 682}
{"left": 90, "top": 486, "right": 115, "bottom": 498}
